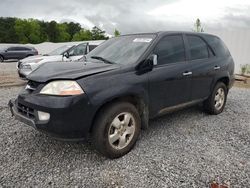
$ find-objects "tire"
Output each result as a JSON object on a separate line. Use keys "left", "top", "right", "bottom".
{"left": 0, "top": 55, "right": 4, "bottom": 63}
{"left": 91, "top": 102, "right": 141, "bottom": 158}
{"left": 203, "top": 82, "right": 228, "bottom": 115}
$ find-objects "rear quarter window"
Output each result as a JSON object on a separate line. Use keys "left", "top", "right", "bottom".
{"left": 186, "top": 35, "right": 209, "bottom": 60}
{"left": 203, "top": 35, "right": 230, "bottom": 57}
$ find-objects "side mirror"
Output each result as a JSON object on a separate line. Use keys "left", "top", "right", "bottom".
{"left": 136, "top": 54, "right": 157, "bottom": 74}
{"left": 63, "top": 52, "right": 70, "bottom": 59}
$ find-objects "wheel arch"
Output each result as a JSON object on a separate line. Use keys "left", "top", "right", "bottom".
{"left": 0, "top": 54, "right": 4, "bottom": 60}
{"left": 89, "top": 94, "right": 149, "bottom": 133}
{"left": 211, "top": 72, "right": 230, "bottom": 93}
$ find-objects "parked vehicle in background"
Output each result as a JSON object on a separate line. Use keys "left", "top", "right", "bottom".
{"left": 0, "top": 46, "right": 38, "bottom": 62}
{"left": 9, "top": 31, "right": 234, "bottom": 158}
{"left": 17, "top": 42, "right": 101, "bottom": 79}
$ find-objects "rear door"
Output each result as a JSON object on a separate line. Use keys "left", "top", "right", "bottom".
{"left": 148, "top": 34, "right": 192, "bottom": 115}
{"left": 19, "top": 47, "right": 31, "bottom": 59}
{"left": 184, "top": 34, "right": 217, "bottom": 100}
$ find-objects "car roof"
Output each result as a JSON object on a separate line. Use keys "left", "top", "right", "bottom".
{"left": 120, "top": 31, "right": 217, "bottom": 38}
{"left": 7, "top": 45, "right": 35, "bottom": 49}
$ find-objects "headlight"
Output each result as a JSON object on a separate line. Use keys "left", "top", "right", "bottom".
{"left": 21, "top": 64, "right": 31, "bottom": 69}
{"left": 40, "top": 80, "right": 84, "bottom": 96}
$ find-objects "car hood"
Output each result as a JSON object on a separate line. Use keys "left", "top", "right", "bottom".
{"left": 21, "top": 55, "right": 62, "bottom": 62}
{"left": 27, "top": 61, "right": 120, "bottom": 82}
{"left": 21, "top": 55, "right": 44, "bottom": 61}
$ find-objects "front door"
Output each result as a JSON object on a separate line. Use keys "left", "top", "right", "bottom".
{"left": 148, "top": 35, "right": 192, "bottom": 116}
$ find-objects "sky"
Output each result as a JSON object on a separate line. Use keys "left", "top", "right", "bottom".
{"left": 1, "top": 0, "right": 250, "bottom": 35}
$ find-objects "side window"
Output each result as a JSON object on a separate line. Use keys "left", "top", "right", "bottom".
{"left": 21, "top": 47, "right": 31, "bottom": 51}
{"left": 203, "top": 36, "right": 229, "bottom": 57}
{"left": 89, "top": 45, "right": 97, "bottom": 52}
{"left": 7, "top": 47, "right": 15, "bottom": 51}
{"left": 187, "top": 35, "right": 209, "bottom": 60}
{"left": 69, "top": 44, "right": 87, "bottom": 56}
{"left": 14, "top": 47, "right": 23, "bottom": 51}
{"left": 154, "top": 35, "right": 185, "bottom": 65}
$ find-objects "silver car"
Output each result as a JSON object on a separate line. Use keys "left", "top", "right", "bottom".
{"left": 17, "top": 42, "right": 100, "bottom": 79}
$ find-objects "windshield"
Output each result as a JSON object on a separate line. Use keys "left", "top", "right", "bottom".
{"left": 48, "top": 45, "right": 73, "bottom": 56}
{"left": 86, "top": 34, "right": 156, "bottom": 64}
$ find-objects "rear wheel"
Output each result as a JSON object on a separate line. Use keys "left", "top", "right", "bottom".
{"left": 91, "top": 102, "right": 141, "bottom": 158}
{"left": 203, "top": 82, "right": 227, "bottom": 114}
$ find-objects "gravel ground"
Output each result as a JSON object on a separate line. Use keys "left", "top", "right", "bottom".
{"left": 0, "top": 86, "right": 249, "bottom": 187}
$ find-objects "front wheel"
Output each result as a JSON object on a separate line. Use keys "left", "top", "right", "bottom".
{"left": 203, "top": 82, "right": 228, "bottom": 115}
{"left": 91, "top": 102, "right": 141, "bottom": 158}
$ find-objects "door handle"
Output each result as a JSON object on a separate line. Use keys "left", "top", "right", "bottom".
{"left": 183, "top": 71, "right": 192, "bottom": 76}
{"left": 214, "top": 66, "right": 220, "bottom": 70}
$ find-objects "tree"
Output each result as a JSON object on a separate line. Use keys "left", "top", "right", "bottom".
{"left": 47, "top": 21, "right": 60, "bottom": 42}
{"left": 14, "top": 18, "right": 43, "bottom": 44}
{"left": 193, "top": 18, "right": 204, "bottom": 32}
{"left": 0, "top": 17, "right": 18, "bottom": 43}
{"left": 57, "top": 23, "right": 71, "bottom": 42}
{"left": 66, "top": 22, "right": 81, "bottom": 40}
{"left": 72, "top": 29, "right": 92, "bottom": 41}
{"left": 38, "top": 21, "right": 49, "bottom": 42}
{"left": 0, "top": 17, "right": 110, "bottom": 43}
{"left": 114, "top": 29, "right": 121, "bottom": 37}
{"left": 91, "top": 26, "right": 109, "bottom": 40}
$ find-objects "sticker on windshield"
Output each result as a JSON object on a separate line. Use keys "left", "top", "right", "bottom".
{"left": 133, "top": 38, "right": 152, "bottom": 43}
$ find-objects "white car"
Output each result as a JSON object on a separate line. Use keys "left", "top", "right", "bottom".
{"left": 17, "top": 42, "right": 101, "bottom": 79}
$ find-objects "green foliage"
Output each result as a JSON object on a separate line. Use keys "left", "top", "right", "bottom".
{"left": 47, "top": 21, "right": 59, "bottom": 42}
{"left": 14, "top": 18, "right": 43, "bottom": 44}
{"left": 91, "top": 26, "right": 109, "bottom": 40}
{"left": 0, "top": 17, "right": 19, "bottom": 43}
{"left": 0, "top": 17, "right": 109, "bottom": 44}
{"left": 57, "top": 23, "right": 71, "bottom": 42}
{"left": 114, "top": 29, "right": 121, "bottom": 37}
{"left": 193, "top": 18, "right": 204, "bottom": 33}
{"left": 66, "top": 22, "right": 81, "bottom": 40}
{"left": 72, "top": 29, "right": 92, "bottom": 41}
{"left": 240, "top": 64, "right": 250, "bottom": 75}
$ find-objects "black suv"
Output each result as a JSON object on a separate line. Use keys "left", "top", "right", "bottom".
{"left": 0, "top": 46, "right": 38, "bottom": 62}
{"left": 9, "top": 32, "right": 234, "bottom": 158}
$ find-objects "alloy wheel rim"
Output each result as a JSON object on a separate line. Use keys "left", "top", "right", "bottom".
{"left": 214, "top": 88, "right": 225, "bottom": 110}
{"left": 108, "top": 112, "right": 136, "bottom": 150}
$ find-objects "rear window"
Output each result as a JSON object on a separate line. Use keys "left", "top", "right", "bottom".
{"left": 89, "top": 45, "right": 97, "bottom": 52}
{"left": 203, "top": 35, "right": 230, "bottom": 57}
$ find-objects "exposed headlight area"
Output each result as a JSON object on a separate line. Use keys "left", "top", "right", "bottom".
{"left": 21, "top": 58, "right": 43, "bottom": 66}
{"left": 40, "top": 80, "right": 84, "bottom": 96}
{"left": 20, "top": 64, "right": 31, "bottom": 69}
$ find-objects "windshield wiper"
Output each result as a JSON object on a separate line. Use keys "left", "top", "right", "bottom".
{"left": 91, "top": 56, "right": 115, "bottom": 64}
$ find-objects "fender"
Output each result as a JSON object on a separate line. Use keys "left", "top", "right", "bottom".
{"left": 89, "top": 83, "right": 150, "bottom": 130}
{"left": 210, "top": 70, "right": 230, "bottom": 93}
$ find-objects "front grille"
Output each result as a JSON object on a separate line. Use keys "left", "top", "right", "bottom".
{"left": 17, "top": 103, "right": 35, "bottom": 119}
